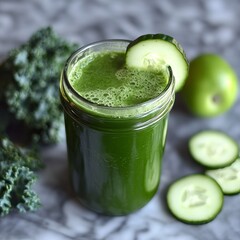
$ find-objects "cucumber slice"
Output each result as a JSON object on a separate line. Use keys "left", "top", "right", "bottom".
{"left": 167, "top": 174, "right": 223, "bottom": 224}
{"left": 126, "top": 34, "right": 189, "bottom": 91}
{"left": 189, "top": 130, "right": 239, "bottom": 169}
{"left": 206, "top": 158, "right": 240, "bottom": 195}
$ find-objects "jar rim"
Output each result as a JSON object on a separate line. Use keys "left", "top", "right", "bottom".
{"left": 61, "top": 39, "right": 175, "bottom": 118}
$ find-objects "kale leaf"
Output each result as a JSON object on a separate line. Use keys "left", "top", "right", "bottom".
{"left": 0, "top": 137, "right": 41, "bottom": 216}
{"left": 0, "top": 27, "right": 79, "bottom": 144}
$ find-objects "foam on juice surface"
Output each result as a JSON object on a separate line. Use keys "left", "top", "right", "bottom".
{"left": 69, "top": 51, "right": 168, "bottom": 107}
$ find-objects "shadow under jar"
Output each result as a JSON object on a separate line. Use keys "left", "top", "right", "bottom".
{"left": 60, "top": 40, "right": 175, "bottom": 215}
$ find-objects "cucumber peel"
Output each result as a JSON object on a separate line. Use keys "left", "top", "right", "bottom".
{"left": 126, "top": 34, "right": 189, "bottom": 91}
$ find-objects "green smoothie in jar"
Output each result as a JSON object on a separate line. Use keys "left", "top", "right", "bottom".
{"left": 60, "top": 35, "right": 188, "bottom": 215}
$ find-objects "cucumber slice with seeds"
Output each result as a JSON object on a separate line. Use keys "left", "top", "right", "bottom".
{"left": 167, "top": 174, "right": 223, "bottom": 224}
{"left": 206, "top": 158, "right": 240, "bottom": 195}
{"left": 126, "top": 34, "right": 189, "bottom": 91}
{"left": 189, "top": 130, "right": 239, "bottom": 169}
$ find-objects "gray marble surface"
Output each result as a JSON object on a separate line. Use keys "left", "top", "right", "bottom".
{"left": 0, "top": 0, "right": 240, "bottom": 239}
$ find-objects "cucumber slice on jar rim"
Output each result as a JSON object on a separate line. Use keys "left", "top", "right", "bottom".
{"left": 189, "top": 130, "right": 239, "bottom": 169}
{"left": 206, "top": 157, "right": 240, "bottom": 195}
{"left": 126, "top": 34, "right": 189, "bottom": 92}
{"left": 166, "top": 174, "right": 224, "bottom": 224}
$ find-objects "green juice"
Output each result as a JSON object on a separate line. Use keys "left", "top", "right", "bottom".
{"left": 60, "top": 40, "right": 175, "bottom": 215}
{"left": 69, "top": 51, "right": 167, "bottom": 107}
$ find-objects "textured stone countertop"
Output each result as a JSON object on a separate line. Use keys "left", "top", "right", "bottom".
{"left": 0, "top": 0, "right": 239, "bottom": 239}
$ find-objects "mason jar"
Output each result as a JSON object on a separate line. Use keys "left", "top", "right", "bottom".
{"left": 60, "top": 40, "right": 175, "bottom": 215}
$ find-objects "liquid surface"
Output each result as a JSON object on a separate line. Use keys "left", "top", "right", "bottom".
{"left": 69, "top": 51, "right": 168, "bottom": 107}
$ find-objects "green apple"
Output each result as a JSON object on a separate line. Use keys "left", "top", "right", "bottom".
{"left": 181, "top": 53, "right": 238, "bottom": 117}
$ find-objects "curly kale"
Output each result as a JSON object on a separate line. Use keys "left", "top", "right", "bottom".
{"left": 0, "top": 27, "right": 79, "bottom": 144}
{"left": 0, "top": 137, "right": 41, "bottom": 216}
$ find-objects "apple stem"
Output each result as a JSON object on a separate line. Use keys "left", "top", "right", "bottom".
{"left": 212, "top": 94, "right": 222, "bottom": 104}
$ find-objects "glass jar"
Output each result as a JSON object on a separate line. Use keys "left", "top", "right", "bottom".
{"left": 60, "top": 40, "right": 175, "bottom": 215}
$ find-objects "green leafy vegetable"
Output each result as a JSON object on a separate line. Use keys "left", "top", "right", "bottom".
{"left": 0, "top": 137, "right": 41, "bottom": 216}
{"left": 0, "top": 27, "right": 79, "bottom": 144}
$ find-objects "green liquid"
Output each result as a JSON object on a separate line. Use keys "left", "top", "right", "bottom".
{"left": 61, "top": 45, "right": 172, "bottom": 215}
{"left": 69, "top": 51, "right": 167, "bottom": 108}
